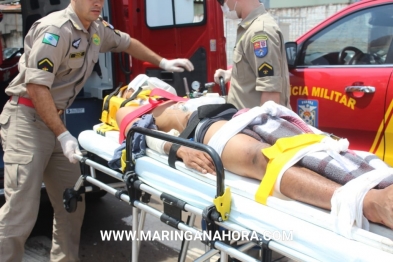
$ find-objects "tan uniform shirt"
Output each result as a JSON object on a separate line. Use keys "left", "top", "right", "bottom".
{"left": 227, "top": 4, "right": 291, "bottom": 110}
{"left": 6, "top": 4, "right": 131, "bottom": 110}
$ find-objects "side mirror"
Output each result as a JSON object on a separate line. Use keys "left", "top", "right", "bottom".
{"left": 285, "top": 42, "right": 298, "bottom": 68}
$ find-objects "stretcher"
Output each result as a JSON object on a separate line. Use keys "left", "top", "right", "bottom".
{"left": 65, "top": 120, "right": 393, "bottom": 262}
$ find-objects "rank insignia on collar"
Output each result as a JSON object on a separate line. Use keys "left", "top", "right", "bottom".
{"left": 37, "top": 58, "right": 54, "bottom": 73}
{"left": 72, "top": 21, "right": 81, "bottom": 30}
{"left": 72, "top": 38, "right": 81, "bottom": 49}
{"left": 258, "top": 62, "right": 273, "bottom": 77}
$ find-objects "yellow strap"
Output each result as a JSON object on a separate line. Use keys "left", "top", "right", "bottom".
{"left": 255, "top": 134, "right": 325, "bottom": 205}
{"left": 213, "top": 187, "right": 231, "bottom": 221}
{"left": 121, "top": 149, "right": 127, "bottom": 172}
{"left": 96, "top": 123, "right": 118, "bottom": 135}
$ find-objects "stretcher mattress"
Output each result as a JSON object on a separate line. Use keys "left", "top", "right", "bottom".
{"left": 79, "top": 129, "right": 393, "bottom": 262}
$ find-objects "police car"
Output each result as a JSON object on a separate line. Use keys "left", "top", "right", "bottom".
{"left": 286, "top": 0, "right": 393, "bottom": 166}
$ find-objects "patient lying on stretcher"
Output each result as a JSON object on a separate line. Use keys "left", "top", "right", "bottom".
{"left": 116, "top": 98, "right": 393, "bottom": 231}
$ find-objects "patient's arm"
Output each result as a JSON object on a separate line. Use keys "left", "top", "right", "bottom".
{"left": 145, "top": 129, "right": 216, "bottom": 174}
{"left": 163, "top": 142, "right": 216, "bottom": 175}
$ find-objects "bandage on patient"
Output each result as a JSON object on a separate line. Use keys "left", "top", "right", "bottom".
{"left": 146, "top": 129, "right": 180, "bottom": 155}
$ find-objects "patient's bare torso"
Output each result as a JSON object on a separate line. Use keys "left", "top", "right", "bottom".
{"left": 151, "top": 101, "right": 192, "bottom": 133}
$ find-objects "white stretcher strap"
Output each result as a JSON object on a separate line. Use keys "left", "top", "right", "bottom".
{"left": 208, "top": 101, "right": 302, "bottom": 156}
{"left": 331, "top": 167, "right": 393, "bottom": 239}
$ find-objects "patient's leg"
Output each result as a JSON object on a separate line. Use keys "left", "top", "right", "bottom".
{"left": 204, "top": 120, "right": 340, "bottom": 210}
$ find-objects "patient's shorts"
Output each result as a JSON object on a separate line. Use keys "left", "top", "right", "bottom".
{"left": 190, "top": 108, "right": 238, "bottom": 143}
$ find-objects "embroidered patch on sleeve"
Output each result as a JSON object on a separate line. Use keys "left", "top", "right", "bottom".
{"left": 70, "top": 52, "right": 85, "bottom": 59}
{"left": 42, "top": 33, "right": 60, "bottom": 47}
{"left": 251, "top": 34, "right": 268, "bottom": 58}
{"left": 37, "top": 58, "right": 54, "bottom": 73}
{"left": 258, "top": 62, "right": 274, "bottom": 77}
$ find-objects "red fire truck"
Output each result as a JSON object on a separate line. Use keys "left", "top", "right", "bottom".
{"left": 286, "top": 0, "right": 393, "bottom": 166}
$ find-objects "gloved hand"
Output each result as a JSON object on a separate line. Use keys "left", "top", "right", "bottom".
{"left": 159, "top": 58, "right": 194, "bottom": 72}
{"left": 57, "top": 131, "right": 82, "bottom": 164}
{"left": 214, "top": 68, "right": 232, "bottom": 84}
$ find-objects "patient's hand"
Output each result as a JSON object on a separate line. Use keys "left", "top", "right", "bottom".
{"left": 177, "top": 146, "right": 216, "bottom": 175}
{"left": 363, "top": 187, "right": 393, "bottom": 230}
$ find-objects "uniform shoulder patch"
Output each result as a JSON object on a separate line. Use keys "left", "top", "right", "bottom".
{"left": 102, "top": 19, "right": 121, "bottom": 37}
{"left": 37, "top": 58, "right": 54, "bottom": 73}
{"left": 252, "top": 34, "right": 268, "bottom": 58}
{"left": 102, "top": 20, "right": 115, "bottom": 30}
{"left": 42, "top": 33, "right": 60, "bottom": 47}
{"left": 258, "top": 62, "right": 274, "bottom": 77}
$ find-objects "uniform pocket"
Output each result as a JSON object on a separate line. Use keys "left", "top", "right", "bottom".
{"left": 68, "top": 58, "right": 84, "bottom": 69}
{"left": 4, "top": 152, "right": 33, "bottom": 189}
{"left": 0, "top": 114, "right": 10, "bottom": 126}
{"left": 60, "top": 52, "right": 86, "bottom": 82}
{"left": 232, "top": 50, "right": 244, "bottom": 81}
{"left": 0, "top": 114, "right": 10, "bottom": 149}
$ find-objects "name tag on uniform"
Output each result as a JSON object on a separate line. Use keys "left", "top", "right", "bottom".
{"left": 70, "top": 52, "right": 85, "bottom": 59}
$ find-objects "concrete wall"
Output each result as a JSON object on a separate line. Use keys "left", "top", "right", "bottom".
{"left": 0, "top": 13, "right": 23, "bottom": 48}
{"left": 224, "top": 4, "right": 349, "bottom": 66}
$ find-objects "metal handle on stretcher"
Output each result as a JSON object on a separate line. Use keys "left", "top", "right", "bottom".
{"left": 126, "top": 126, "right": 226, "bottom": 198}
{"left": 219, "top": 76, "right": 226, "bottom": 97}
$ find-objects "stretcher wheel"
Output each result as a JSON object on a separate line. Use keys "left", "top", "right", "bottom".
{"left": 63, "top": 188, "right": 82, "bottom": 213}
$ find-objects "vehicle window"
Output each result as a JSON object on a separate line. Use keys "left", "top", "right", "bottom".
{"left": 299, "top": 4, "right": 393, "bottom": 66}
{"left": 145, "top": 0, "right": 205, "bottom": 28}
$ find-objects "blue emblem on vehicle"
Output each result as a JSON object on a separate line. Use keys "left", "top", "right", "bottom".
{"left": 298, "top": 100, "right": 318, "bottom": 128}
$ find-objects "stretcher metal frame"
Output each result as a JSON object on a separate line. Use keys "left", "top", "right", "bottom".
{"left": 63, "top": 126, "right": 315, "bottom": 262}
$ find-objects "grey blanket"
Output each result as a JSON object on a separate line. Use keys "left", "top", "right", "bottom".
{"left": 250, "top": 114, "right": 393, "bottom": 189}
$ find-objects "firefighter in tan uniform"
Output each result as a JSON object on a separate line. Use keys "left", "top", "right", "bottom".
{"left": 0, "top": 0, "right": 193, "bottom": 261}
{"left": 215, "top": 0, "right": 290, "bottom": 109}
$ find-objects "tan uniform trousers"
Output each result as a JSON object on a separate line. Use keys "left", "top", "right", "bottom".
{"left": 0, "top": 100, "right": 85, "bottom": 262}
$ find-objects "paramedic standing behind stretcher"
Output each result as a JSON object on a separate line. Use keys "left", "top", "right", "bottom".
{"left": 214, "top": 0, "right": 291, "bottom": 109}
{"left": 0, "top": 0, "right": 194, "bottom": 261}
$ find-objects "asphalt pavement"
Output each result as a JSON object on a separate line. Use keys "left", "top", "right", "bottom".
{"left": 20, "top": 192, "right": 208, "bottom": 262}
{"left": 0, "top": 190, "right": 291, "bottom": 262}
